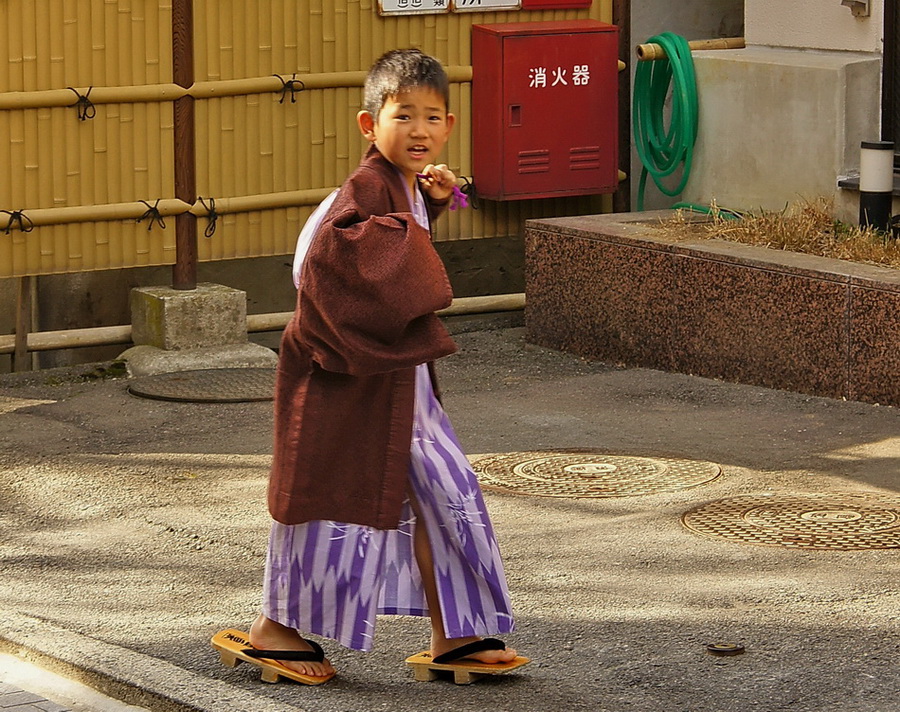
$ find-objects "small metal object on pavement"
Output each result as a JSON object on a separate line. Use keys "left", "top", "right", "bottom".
{"left": 706, "top": 643, "right": 745, "bottom": 657}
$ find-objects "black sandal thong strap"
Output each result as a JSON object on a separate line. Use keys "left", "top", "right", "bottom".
{"left": 242, "top": 639, "right": 325, "bottom": 663}
{"left": 432, "top": 638, "right": 506, "bottom": 665}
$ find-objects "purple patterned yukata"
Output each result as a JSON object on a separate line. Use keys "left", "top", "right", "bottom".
{"left": 263, "top": 178, "right": 514, "bottom": 651}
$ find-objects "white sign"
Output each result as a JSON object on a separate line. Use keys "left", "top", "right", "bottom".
{"left": 529, "top": 64, "right": 591, "bottom": 88}
{"left": 378, "top": 0, "right": 450, "bottom": 15}
{"left": 452, "top": 0, "right": 520, "bottom": 10}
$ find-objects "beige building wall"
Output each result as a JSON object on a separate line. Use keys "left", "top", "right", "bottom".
{"left": 745, "top": 0, "right": 883, "bottom": 52}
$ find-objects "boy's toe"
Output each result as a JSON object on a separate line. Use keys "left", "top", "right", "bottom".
{"left": 473, "top": 646, "right": 517, "bottom": 664}
{"left": 294, "top": 660, "right": 334, "bottom": 677}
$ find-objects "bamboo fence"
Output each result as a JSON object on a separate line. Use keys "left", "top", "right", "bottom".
{"left": 0, "top": 0, "right": 614, "bottom": 279}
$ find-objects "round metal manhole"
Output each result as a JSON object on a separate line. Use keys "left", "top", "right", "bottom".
{"left": 470, "top": 450, "right": 722, "bottom": 498}
{"left": 127, "top": 368, "right": 276, "bottom": 403}
{"left": 682, "top": 493, "right": 900, "bottom": 550}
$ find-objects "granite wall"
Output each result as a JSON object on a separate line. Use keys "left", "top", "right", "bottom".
{"left": 525, "top": 211, "right": 900, "bottom": 407}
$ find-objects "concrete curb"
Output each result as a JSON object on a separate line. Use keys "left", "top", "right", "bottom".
{"left": 0, "top": 612, "right": 311, "bottom": 712}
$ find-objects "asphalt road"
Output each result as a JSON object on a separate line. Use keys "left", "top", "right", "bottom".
{"left": 1, "top": 324, "right": 898, "bottom": 712}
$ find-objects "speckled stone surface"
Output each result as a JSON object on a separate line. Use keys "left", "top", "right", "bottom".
{"left": 525, "top": 229, "right": 676, "bottom": 371}
{"left": 526, "top": 211, "right": 900, "bottom": 407}
{"left": 669, "top": 253, "right": 849, "bottom": 399}
{"left": 849, "top": 284, "right": 900, "bottom": 406}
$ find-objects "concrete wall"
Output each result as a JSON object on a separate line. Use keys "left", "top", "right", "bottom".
{"left": 683, "top": 48, "right": 881, "bottom": 213}
{"left": 630, "top": 0, "right": 745, "bottom": 210}
{"left": 681, "top": 1, "right": 885, "bottom": 216}
{"left": 746, "top": 0, "right": 883, "bottom": 52}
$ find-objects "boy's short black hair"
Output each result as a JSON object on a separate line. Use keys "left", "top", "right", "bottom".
{"left": 363, "top": 49, "right": 450, "bottom": 117}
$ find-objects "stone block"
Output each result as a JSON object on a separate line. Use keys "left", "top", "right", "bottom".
{"left": 119, "top": 343, "right": 277, "bottom": 377}
{"left": 130, "top": 283, "right": 247, "bottom": 350}
{"left": 683, "top": 47, "right": 880, "bottom": 213}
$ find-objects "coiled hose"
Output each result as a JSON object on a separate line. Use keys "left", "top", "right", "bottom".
{"left": 633, "top": 32, "right": 699, "bottom": 211}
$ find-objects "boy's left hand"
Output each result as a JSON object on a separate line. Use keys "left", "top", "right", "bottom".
{"left": 417, "top": 164, "right": 457, "bottom": 202}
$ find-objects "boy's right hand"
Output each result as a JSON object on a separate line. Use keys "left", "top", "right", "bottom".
{"left": 417, "top": 164, "right": 457, "bottom": 203}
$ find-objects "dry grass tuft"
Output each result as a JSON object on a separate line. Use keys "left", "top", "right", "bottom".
{"left": 657, "top": 198, "right": 900, "bottom": 269}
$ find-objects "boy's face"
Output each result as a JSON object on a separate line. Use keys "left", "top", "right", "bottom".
{"left": 357, "top": 88, "right": 455, "bottom": 186}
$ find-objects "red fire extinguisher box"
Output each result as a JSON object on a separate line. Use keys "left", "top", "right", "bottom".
{"left": 472, "top": 20, "right": 619, "bottom": 201}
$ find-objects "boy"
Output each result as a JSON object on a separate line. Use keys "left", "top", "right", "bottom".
{"left": 214, "top": 49, "right": 522, "bottom": 685}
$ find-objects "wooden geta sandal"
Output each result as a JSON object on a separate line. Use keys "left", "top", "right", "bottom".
{"left": 406, "top": 638, "right": 529, "bottom": 685}
{"left": 211, "top": 628, "right": 335, "bottom": 685}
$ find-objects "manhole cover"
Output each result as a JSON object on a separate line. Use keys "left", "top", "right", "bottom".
{"left": 682, "top": 493, "right": 900, "bottom": 550}
{"left": 127, "top": 368, "right": 276, "bottom": 403}
{"left": 470, "top": 450, "right": 721, "bottom": 498}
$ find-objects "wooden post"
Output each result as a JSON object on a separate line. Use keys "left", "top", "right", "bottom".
{"left": 12, "top": 276, "right": 32, "bottom": 372}
{"left": 172, "top": 0, "right": 197, "bottom": 290}
{"left": 613, "top": 0, "right": 631, "bottom": 214}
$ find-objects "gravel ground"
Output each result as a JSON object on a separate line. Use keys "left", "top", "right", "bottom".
{"left": 1, "top": 324, "right": 898, "bottom": 712}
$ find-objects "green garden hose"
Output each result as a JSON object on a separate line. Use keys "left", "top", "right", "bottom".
{"left": 633, "top": 32, "right": 699, "bottom": 211}
{"left": 672, "top": 202, "right": 743, "bottom": 220}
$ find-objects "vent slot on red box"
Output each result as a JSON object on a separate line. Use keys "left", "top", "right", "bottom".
{"left": 518, "top": 150, "right": 551, "bottom": 174}
{"left": 569, "top": 146, "right": 601, "bottom": 170}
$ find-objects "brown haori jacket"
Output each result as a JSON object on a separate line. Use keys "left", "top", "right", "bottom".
{"left": 268, "top": 146, "right": 458, "bottom": 529}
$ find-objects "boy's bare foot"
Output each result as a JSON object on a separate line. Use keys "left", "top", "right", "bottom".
{"left": 249, "top": 615, "right": 335, "bottom": 677}
{"left": 431, "top": 634, "right": 518, "bottom": 664}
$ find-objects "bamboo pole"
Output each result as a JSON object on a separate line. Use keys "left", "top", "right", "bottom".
{"left": 0, "top": 84, "right": 187, "bottom": 110}
{"left": 635, "top": 37, "right": 745, "bottom": 61}
{"left": 0, "top": 67, "right": 474, "bottom": 110}
{"left": 245, "top": 312, "right": 294, "bottom": 333}
{"left": 190, "top": 186, "right": 337, "bottom": 217}
{"left": 0, "top": 199, "right": 192, "bottom": 230}
{"left": 437, "top": 292, "right": 526, "bottom": 317}
{"left": 0, "top": 189, "right": 349, "bottom": 232}
{"left": 0, "top": 324, "right": 133, "bottom": 355}
{"left": 0, "top": 294, "right": 527, "bottom": 356}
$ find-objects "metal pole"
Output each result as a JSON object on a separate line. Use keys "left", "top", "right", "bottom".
{"left": 172, "top": 0, "right": 197, "bottom": 290}
{"left": 613, "top": 0, "right": 631, "bottom": 214}
{"left": 882, "top": 0, "right": 897, "bottom": 145}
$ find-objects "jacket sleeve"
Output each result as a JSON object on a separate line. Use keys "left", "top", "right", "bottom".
{"left": 426, "top": 193, "right": 451, "bottom": 225}
{"left": 296, "top": 176, "right": 457, "bottom": 376}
